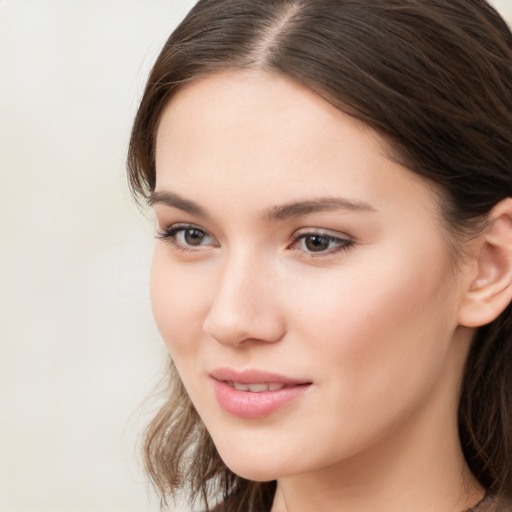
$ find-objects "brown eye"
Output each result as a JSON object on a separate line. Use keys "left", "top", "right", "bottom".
{"left": 184, "top": 228, "right": 206, "bottom": 246}
{"left": 304, "top": 235, "right": 330, "bottom": 252}
{"left": 291, "top": 231, "right": 353, "bottom": 256}
{"left": 156, "top": 224, "right": 217, "bottom": 250}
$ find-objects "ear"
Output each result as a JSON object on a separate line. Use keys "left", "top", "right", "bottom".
{"left": 458, "top": 198, "right": 512, "bottom": 328}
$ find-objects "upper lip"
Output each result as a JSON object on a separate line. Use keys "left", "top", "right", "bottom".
{"left": 210, "top": 367, "right": 311, "bottom": 385}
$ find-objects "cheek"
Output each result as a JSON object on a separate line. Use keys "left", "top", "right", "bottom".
{"left": 150, "top": 248, "right": 211, "bottom": 358}
{"left": 286, "top": 242, "right": 458, "bottom": 398}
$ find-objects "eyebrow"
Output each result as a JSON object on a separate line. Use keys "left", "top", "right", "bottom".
{"left": 148, "top": 190, "right": 207, "bottom": 217}
{"left": 149, "top": 190, "right": 375, "bottom": 221}
{"left": 265, "top": 197, "right": 375, "bottom": 222}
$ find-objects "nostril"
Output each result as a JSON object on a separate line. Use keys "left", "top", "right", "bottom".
{"left": 203, "top": 305, "right": 286, "bottom": 347}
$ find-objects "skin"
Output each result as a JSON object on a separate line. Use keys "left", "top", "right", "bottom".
{"left": 151, "top": 70, "right": 486, "bottom": 511}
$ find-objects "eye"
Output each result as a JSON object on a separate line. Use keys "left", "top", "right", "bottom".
{"left": 178, "top": 228, "right": 208, "bottom": 246}
{"left": 156, "top": 224, "right": 218, "bottom": 251}
{"left": 291, "top": 231, "right": 353, "bottom": 256}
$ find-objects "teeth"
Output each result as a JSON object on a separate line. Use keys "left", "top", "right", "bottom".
{"left": 248, "top": 383, "right": 270, "bottom": 392}
{"left": 229, "top": 382, "right": 286, "bottom": 392}
{"left": 233, "top": 382, "right": 250, "bottom": 391}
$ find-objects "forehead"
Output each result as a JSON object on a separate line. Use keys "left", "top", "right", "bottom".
{"left": 157, "top": 72, "right": 381, "bottom": 180}
{"left": 154, "top": 70, "right": 440, "bottom": 223}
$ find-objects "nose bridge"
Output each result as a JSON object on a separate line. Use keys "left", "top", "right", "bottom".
{"left": 203, "top": 247, "right": 285, "bottom": 346}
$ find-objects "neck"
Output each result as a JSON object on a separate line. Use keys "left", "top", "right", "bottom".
{"left": 272, "top": 433, "right": 483, "bottom": 512}
{"left": 271, "top": 336, "right": 484, "bottom": 512}
{"left": 272, "top": 425, "right": 483, "bottom": 512}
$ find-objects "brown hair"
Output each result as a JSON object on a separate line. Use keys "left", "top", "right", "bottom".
{"left": 127, "top": 1, "right": 512, "bottom": 510}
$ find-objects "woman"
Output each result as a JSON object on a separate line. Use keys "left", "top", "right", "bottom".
{"left": 127, "top": 1, "right": 512, "bottom": 510}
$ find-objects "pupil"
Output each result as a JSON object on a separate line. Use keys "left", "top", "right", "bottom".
{"left": 185, "top": 229, "right": 205, "bottom": 246}
{"left": 305, "top": 235, "right": 328, "bottom": 252}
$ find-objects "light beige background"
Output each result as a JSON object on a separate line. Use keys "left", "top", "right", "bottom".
{"left": 1, "top": 1, "right": 511, "bottom": 511}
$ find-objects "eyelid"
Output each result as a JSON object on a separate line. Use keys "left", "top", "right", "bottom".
{"left": 292, "top": 226, "right": 352, "bottom": 238}
{"left": 292, "top": 227, "right": 354, "bottom": 244}
{"left": 156, "top": 221, "right": 208, "bottom": 234}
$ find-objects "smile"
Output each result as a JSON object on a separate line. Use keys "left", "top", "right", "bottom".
{"left": 210, "top": 368, "right": 312, "bottom": 418}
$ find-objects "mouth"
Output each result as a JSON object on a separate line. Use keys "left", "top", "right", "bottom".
{"left": 210, "top": 367, "right": 310, "bottom": 386}
{"left": 209, "top": 368, "right": 312, "bottom": 418}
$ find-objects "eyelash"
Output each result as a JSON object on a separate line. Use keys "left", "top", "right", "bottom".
{"left": 155, "top": 224, "right": 354, "bottom": 257}
{"left": 155, "top": 224, "right": 217, "bottom": 254}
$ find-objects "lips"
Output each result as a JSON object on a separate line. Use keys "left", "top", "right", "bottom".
{"left": 210, "top": 368, "right": 311, "bottom": 418}
{"left": 210, "top": 367, "right": 310, "bottom": 385}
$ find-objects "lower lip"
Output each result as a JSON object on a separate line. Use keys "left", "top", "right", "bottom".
{"left": 211, "top": 379, "right": 310, "bottom": 419}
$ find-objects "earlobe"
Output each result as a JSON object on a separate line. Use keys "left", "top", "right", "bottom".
{"left": 458, "top": 198, "right": 512, "bottom": 328}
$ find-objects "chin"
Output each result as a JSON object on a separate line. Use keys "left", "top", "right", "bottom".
{"left": 222, "top": 459, "right": 282, "bottom": 482}
{"left": 213, "top": 443, "right": 290, "bottom": 481}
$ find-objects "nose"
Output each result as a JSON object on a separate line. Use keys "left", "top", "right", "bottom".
{"left": 202, "top": 252, "right": 286, "bottom": 347}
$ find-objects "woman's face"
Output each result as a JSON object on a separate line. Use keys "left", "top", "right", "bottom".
{"left": 151, "top": 71, "right": 474, "bottom": 481}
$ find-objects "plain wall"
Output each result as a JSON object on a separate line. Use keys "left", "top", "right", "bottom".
{"left": 1, "top": 1, "right": 511, "bottom": 511}
{"left": 0, "top": 2, "right": 196, "bottom": 511}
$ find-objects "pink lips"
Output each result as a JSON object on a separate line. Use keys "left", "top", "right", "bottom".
{"left": 210, "top": 368, "right": 311, "bottom": 419}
